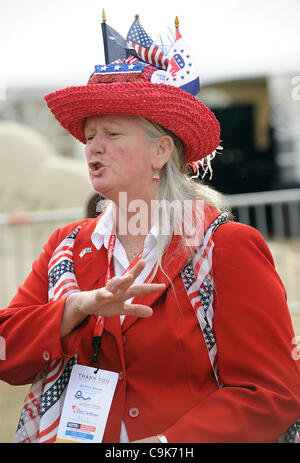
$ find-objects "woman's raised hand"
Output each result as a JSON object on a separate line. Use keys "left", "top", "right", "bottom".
{"left": 60, "top": 259, "right": 165, "bottom": 337}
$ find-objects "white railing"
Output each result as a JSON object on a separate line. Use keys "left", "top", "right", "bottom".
{"left": 0, "top": 208, "right": 84, "bottom": 308}
{"left": 224, "top": 189, "right": 300, "bottom": 317}
{"left": 224, "top": 188, "right": 300, "bottom": 240}
{"left": 0, "top": 190, "right": 300, "bottom": 317}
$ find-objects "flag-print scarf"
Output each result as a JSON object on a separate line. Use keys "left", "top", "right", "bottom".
{"left": 14, "top": 214, "right": 298, "bottom": 443}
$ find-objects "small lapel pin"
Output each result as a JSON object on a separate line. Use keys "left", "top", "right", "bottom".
{"left": 79, "top": 247, "right": 92, "bottom": 258}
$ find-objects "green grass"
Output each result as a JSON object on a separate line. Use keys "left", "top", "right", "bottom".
{"left": 0, "top": 382, "right": 29, "bottom": 443}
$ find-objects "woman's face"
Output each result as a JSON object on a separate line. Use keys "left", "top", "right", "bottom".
{"left": 84, "top": 115, "right": 158, "bottom": 203}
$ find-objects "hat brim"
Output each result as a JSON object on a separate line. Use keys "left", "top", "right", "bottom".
{"left": 44, "top": 81, "right": 220, "bottom": 163}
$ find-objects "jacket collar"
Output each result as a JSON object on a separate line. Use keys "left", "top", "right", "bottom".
{"left": 72, "top": 205, "right": 221, "bottom": 334}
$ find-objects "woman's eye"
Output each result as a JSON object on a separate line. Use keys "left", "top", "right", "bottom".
{"left": 107, "top": 131, "right": 120, "bottom": 137}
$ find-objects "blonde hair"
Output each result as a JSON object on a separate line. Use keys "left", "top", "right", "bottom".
{"left": 99, "top": 116, "right": 227, "bottom": 281}
{"left": 134, "top": 117, "right": 228, "bottom": 279}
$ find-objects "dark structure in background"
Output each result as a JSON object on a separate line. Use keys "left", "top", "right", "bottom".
{"left": 207, "top": 104, "right": 278, "bottom": 194}
{"left": 200, "top": 78, "right": 279, "bottom": 195}
{"left": 201, "top": 77, "right": 300, "bottom": 196}
{"left": 199, "top": 77, "right": 300, "bottom": 238}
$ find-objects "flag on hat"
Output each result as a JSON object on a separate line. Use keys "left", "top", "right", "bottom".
{"left": 165, "top": 26, "right": 200, "bottom": 96}
{"left": 126, "top": 16, "right": 169, "bottom": 70}
{"left": 101, "top": 21, "right": 133, "bottom": 63}
{"left": 101, "top": 9, "right": 138, "bottom": 64}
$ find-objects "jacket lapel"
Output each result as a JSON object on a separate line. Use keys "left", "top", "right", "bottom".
{"left": 121, "top": 233, "right": 195, "bottom": 333}
{"left": 71, "top": 206, "right": 221, "bottom": 335}
{"left": 121, "top": 206, "right": 221, "bottom": 333}
{"left": 73, "top": 219, "right": 107, "bottom": 291}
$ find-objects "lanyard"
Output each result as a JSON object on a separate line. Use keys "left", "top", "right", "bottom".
{"left": 90, "top": 230, "right": 143, "bottom": 371}
{"left": 105, "top": 232, "right": 144, "bottom": 284}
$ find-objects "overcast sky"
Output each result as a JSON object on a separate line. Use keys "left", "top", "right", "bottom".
{"left": 1, "top": 0, "right": 300, "bottom": 89}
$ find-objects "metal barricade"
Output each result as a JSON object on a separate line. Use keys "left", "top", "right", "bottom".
{"left": 224, "top": 188, "right": 300, "bottom": 240}
{"left": 224, "top": 189, "right": 300, "bottom": 320}
{"left": 0, "top": 208, "right": 84, "bottom": 308}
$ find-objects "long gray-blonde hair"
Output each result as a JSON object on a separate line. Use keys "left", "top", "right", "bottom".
{"left": 100, "top": 116, "right": 227, "bottom": 281}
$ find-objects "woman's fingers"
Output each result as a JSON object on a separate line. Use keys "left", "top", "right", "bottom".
{"left": 89, "top": 257, "right": 165, "bottom": 318}
{"left": 106, "top": 273, "right": 134, "bottom": 293}
{"left": 105, "top": 259, "right": 158, "bottom": 296}
{"left": 127, "top": 283, "right": 165, "bottom": 298}
{"left": 121, "top": 303, "right": 153, "bottom": 318}
{"left": 126, "top": 258, "right": 146, "bottom": 279}
{"left": 102, "top": 279, "right": 165, "bottom": 303}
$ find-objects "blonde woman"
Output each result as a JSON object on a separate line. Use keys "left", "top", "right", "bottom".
{"left": 1, "top": 44, "right": 299, "bottom": 444}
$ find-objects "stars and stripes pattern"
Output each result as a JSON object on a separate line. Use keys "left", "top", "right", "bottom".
{"left": 14, "top": 228, "right": 81, "bottom": 443}
{"left": 111, "top": 55, "right": 141, "bottom": 65}
{"left": 48, "top": 227, "right": 81, "bottom": 301}
{"left": 181, "top": 213, "right": 228, "bottom": 387}
{"left": 181, "top": 212, "right": 299, "bottom": 443}
{"left": 101, "top": 19, "right": 203, "bottom": 95}
{"left": 126, "top": 18, "right": 169, "bottom": 70}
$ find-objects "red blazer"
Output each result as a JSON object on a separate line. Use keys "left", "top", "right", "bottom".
{"left": 0, "top": 208, "right": 300, "bottom": 443}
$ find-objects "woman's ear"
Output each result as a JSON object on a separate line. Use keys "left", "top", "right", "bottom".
{"left": 152, "top": 135, "right": 174, "bottom": 170}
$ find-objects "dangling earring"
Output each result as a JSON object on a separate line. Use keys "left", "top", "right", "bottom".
{"left": 152, "top": 170, "right": 160, "bottom": 183}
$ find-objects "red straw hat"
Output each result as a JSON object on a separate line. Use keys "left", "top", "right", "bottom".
{"left": 44, "top": 19, "right": 221, "bottom": 165}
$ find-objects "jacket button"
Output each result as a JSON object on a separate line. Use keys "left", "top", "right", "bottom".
{"left": 122, "top": 335, "right": 126, "bottom": 345}
{"left": 119, "top": 371, "right": 124, "bottom": 381}
{"left": 42, "top": 351, "right": 50, "bottom": 361}
{"left": 128, "top": 407, "right": 139, "bottom": 418}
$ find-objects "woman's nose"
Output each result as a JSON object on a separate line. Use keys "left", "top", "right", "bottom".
{"left": 88, "top": 133, "right": 105, "bottom": 154}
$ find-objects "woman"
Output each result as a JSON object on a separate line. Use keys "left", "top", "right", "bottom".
{"left": 1, "top": 34, "right": 300, "bottom": 444}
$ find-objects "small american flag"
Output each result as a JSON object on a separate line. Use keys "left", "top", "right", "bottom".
{"left": 48, "top": 228, "right": 81, "bottom": 301}
{"left": 126, "top": 18, "right": 169, "bottom": 70}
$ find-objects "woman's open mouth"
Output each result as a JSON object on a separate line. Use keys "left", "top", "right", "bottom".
{"left": 89, "top": 162, "right": 106, "bottom": 175}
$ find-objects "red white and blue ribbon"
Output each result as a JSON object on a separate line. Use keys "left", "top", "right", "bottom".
{"left": 14, "top": 227, "right": 82, "bottom": 443}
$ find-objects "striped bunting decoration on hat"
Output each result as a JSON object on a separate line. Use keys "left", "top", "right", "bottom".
{"left": 94, "top": 61, "right": 146, "bottom": 77}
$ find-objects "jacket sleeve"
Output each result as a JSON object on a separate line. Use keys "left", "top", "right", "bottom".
{"left": 164, "top": 222, "right": 300, "bottom": 442}
{"left": 0, "top": 222, "right": 93, "bottom": 386}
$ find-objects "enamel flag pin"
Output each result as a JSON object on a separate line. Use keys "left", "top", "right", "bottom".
{"left": 79, "top": 248, "right": 92, "bottom": 258}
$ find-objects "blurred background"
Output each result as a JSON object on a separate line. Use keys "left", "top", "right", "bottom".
{"left": 0, "top": 0, "right": 300, "bottom": 442}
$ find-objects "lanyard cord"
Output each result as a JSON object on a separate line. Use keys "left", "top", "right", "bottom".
{"left": 90, "top": 231, "right": 143, "bottom": 372}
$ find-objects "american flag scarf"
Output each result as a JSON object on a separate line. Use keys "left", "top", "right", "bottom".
{"left": 14, "top": 216, "right": 298, "bottom": 443}
{"left": 14, "top": 227, "right": 81, "bottom": 443}
{"left": 181, "top": 213, "right": 299, "bottom": 443}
